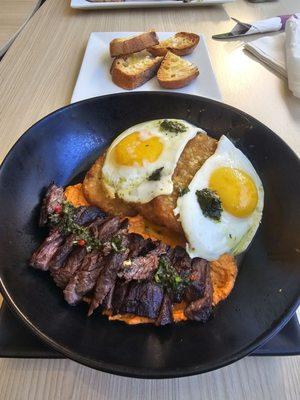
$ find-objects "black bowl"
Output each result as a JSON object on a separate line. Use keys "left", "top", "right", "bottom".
{"left": 0, "top": 92, "right": 299, "bottom": 378}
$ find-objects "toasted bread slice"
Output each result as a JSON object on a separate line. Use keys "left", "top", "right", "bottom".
{"left": 110, "top": 31, "right": 159, "bottom": 57}
{"left": 157, "top": 51, "right": 199, "bottom": 89}
{"left": 149, "top": 32, "right": 200, "bottom": 57}
{"left": 111, "top": 50, "right": 163, "bottom": 90}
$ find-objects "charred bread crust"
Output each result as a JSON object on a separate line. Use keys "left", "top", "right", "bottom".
{"left": 110, "top": 31, "right": 159, "bottom": 57}
{"left": 148, "top": 32, "right": 200, "bottom": 57}
{"left": 157, "top": 51, "right": 199, "bottom": 89}
{"left": 111, "top": 53, "right": 163, "bottom": 90}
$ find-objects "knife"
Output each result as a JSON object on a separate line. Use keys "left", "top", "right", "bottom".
{"left": 212, "top": 32, "right": 247, "bottom": 39}
{"left": 212, "top": 17, "right": 251, "bottom": 40}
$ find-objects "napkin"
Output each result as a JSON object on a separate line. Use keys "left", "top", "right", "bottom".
{"left": 230, "top": 14, "right": 300, "bottom": 37}
{"left": 245, "top": 17, "right": 300, "bottom": 98}
{"left": 285, "top": 17, "right": 300, "bottom": 97}
{"left": 244, "top": 34, "right": 286, "bottom": 77}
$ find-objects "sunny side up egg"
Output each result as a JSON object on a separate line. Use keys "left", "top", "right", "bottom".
{"left": 102, "top": 119, "right": 202, "bottom": 203}
{"left": 176, "top": 135, "right": 264, "bottom": 261}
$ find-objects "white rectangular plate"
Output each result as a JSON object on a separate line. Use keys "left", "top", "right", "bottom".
{"left": 71, "top": 0, "right": 234, "bottom": 10}
{"left": 71, "top": 32, "right": 222, "bottom": 103}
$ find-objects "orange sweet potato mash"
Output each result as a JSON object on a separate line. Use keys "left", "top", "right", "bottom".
{"left": 65, "top": 183, "right": 237, "bottom": 324}
{"left": 65, "top": 183, "right": 90, "bottom": 207}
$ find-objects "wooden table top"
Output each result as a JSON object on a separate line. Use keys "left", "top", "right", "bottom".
{"left": 0, "top": 0, "right": 299, "bottom": 398}
{"left": 0, "top": 0, "right": 41, "bottom": 56}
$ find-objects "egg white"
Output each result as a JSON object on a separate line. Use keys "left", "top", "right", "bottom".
{"left": 102, "top": 119, "right": 204, "bottom": 203}
{"left": 175, "top": 135, "right": 264, "bottom": 261}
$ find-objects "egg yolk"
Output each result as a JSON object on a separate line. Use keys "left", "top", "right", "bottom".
{"left": 113, "top": 131, "right": 163, "bottom": 166}
{"left": 209, "top": 167, "right": 258, "bottom": 218}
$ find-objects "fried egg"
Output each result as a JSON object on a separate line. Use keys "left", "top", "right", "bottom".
{"left": 102, "top": 119, "right": 202, "bottom": 203}
{"left": 176, "top": 135, "right": 264, "bottom": 261}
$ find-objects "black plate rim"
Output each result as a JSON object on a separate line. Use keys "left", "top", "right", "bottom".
{"left": 0, "top": 91, "right": 299, "bottom": 378}
{"left": 1, "top": 281, "right": 299, "bottom": 379}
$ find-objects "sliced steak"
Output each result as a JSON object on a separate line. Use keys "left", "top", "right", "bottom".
{"left": 117, "top": 241, "right": 167, "bottom": 281}
{"left": 104, "top": 232, "right": 152, "bottom": 259}
{"left": 163, "top": 246, "right": 210, "bottom": 304}
{"left": 39, "top": 209, "right": 110, "bottom": 284}
{"left": 64, "top": 217, "right": 128, "bottom": 315}
{"left": 184, "top": 262, "right": 213, "bottom": 322}
{"left": 171, "top": 246, "right": 192, "bottom": 274}
{"left": 117, "top": 253, "right": 159, "bottom": 281}
{"left": 184, "top": 258, "right": 209, "bottom": 303}
{"left": 51, "top": 247, "right": 87, "bottom": 289}
{"left": 184, "top": 294, "right": 212, "bottom": 322}
{"left": 155, "top": 294, "right": 173, "bottom": 326}
{"left": 127, "top": 233, "right": 148, "bottom": 258}
{"left": 30, "top": 229, "right": 65, "bottom": 271}
{"left": 32, "top": 186, "right": 216, "bottom": 326}
{"left": 100, "top": 219, "right": 129, "bottom": 255}
{"left": 39, "top": 184, "right": 65, "bottom": 227}
{"left": 119, "top": 281, "right": 164, "bottom": 319}
{"left": 93, "top": 217, "right": 128, "bottom": 241}
{"left": 88, "top": 240, "right": 130, "bottom": 316}
{"left": 127, "top": 234, "right": 155, "bottom": 258}
{"left": 48, "top": 234, "right": 76, "bottom": 272}
{"left": 110, "top": 281, "right": 129, "bottom": 313}
{"left": 63, "top": 251, "right": 101, "bottom": 305}
{"left": 149, "top": 241, "right": 168, "bottom": 257}
{"left": 102, "top": 283, "right": 116, "bottom": 310}
{"left": 156, "top": 246, "right": 192, "bottom": 304}
{"left": 74, "top": 206, "right": 107, "bottom": 226}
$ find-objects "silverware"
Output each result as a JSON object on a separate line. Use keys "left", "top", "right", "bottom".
{"left": 212, "top": 17, "right": 251, "bottom": 40}
{"left": 230, "top": 17, "right": 251, "bottom": 29}
{"left": 212, "top": 32, "right": 247, "bottom": 39}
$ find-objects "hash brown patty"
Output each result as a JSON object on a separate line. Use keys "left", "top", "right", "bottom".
{"left": 83, "top": 133, "right": 217, "bottom": 233}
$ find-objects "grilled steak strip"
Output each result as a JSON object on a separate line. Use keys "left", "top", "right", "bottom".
{"left": 93, "top": 217, "right": 128, "bottom": 240}
{"left": 48, "top": 234, "right": 76, "bottom": 272}
{"left": 63, "top": 250, "right": 102, "bottom": 305}
{"left": 119, "top": 281, "right": 164, "bottom": 319}
{"left": 102, "top": 284, "right": 116, "bottom": 311}
{"left": 155, "top": 294, "right": 173, "bottom": 326}
{"left": 100, "top": 219, "right": 129, "bottom": 255}
{"left": 127, "top": 234, "right": 155, "bottom": 258}
{"left": 50, "top": 212, "right": 111, "bottom": 288}
{"left": 171, "top": 246, "right": 193, "bottom": 274}
{"left": 184, "top": 262, "right": 213, "bottom": 322}
{"left": 30, "top": 229, "right": 65, "bottom": 271}
{"left": 39, "top": 184, "right": 65, "bottom": 227}
{"left": 63, "top": 217, "right": 129, "bottom": 307}
{"left": 184, "top": 258, "right": 209, "bottom": 303}
{"left": 117, "top": 253, "right": 159, "bottom": 281}
{"left": 110, "top": 281, "right": 129, "bottom": 313}
{"left": 88, "top": 236, "right": 130, "bottom": 316}
{"left": 74, "top": 206, "right": 107, "bottom": 226}
{"left": 51, "top": 247, "right": 87, "bottom": 289}
{"left": 117, "top": 242, "right": 167, "bottom": 281}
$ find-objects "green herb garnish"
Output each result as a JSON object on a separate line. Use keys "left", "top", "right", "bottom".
{"left": 159, "top": 120, "right": 187, "bottom": 134}
{"left": 196, "top": 188, "right": 222, "bottom": 221}
{"left": 49, "top": 201, "right": 102, "bottom": 252}
{"left": 179, "top": 187, "right": 190, "bottom": 197}
{"left": 111, "top": 234, "right": 125, "bottom": 253}
{"left": 148, "top": 167, "right": 164, "bottom": 181}
{"left": 154, "top": 256, "right": 189, "bottom": 296}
